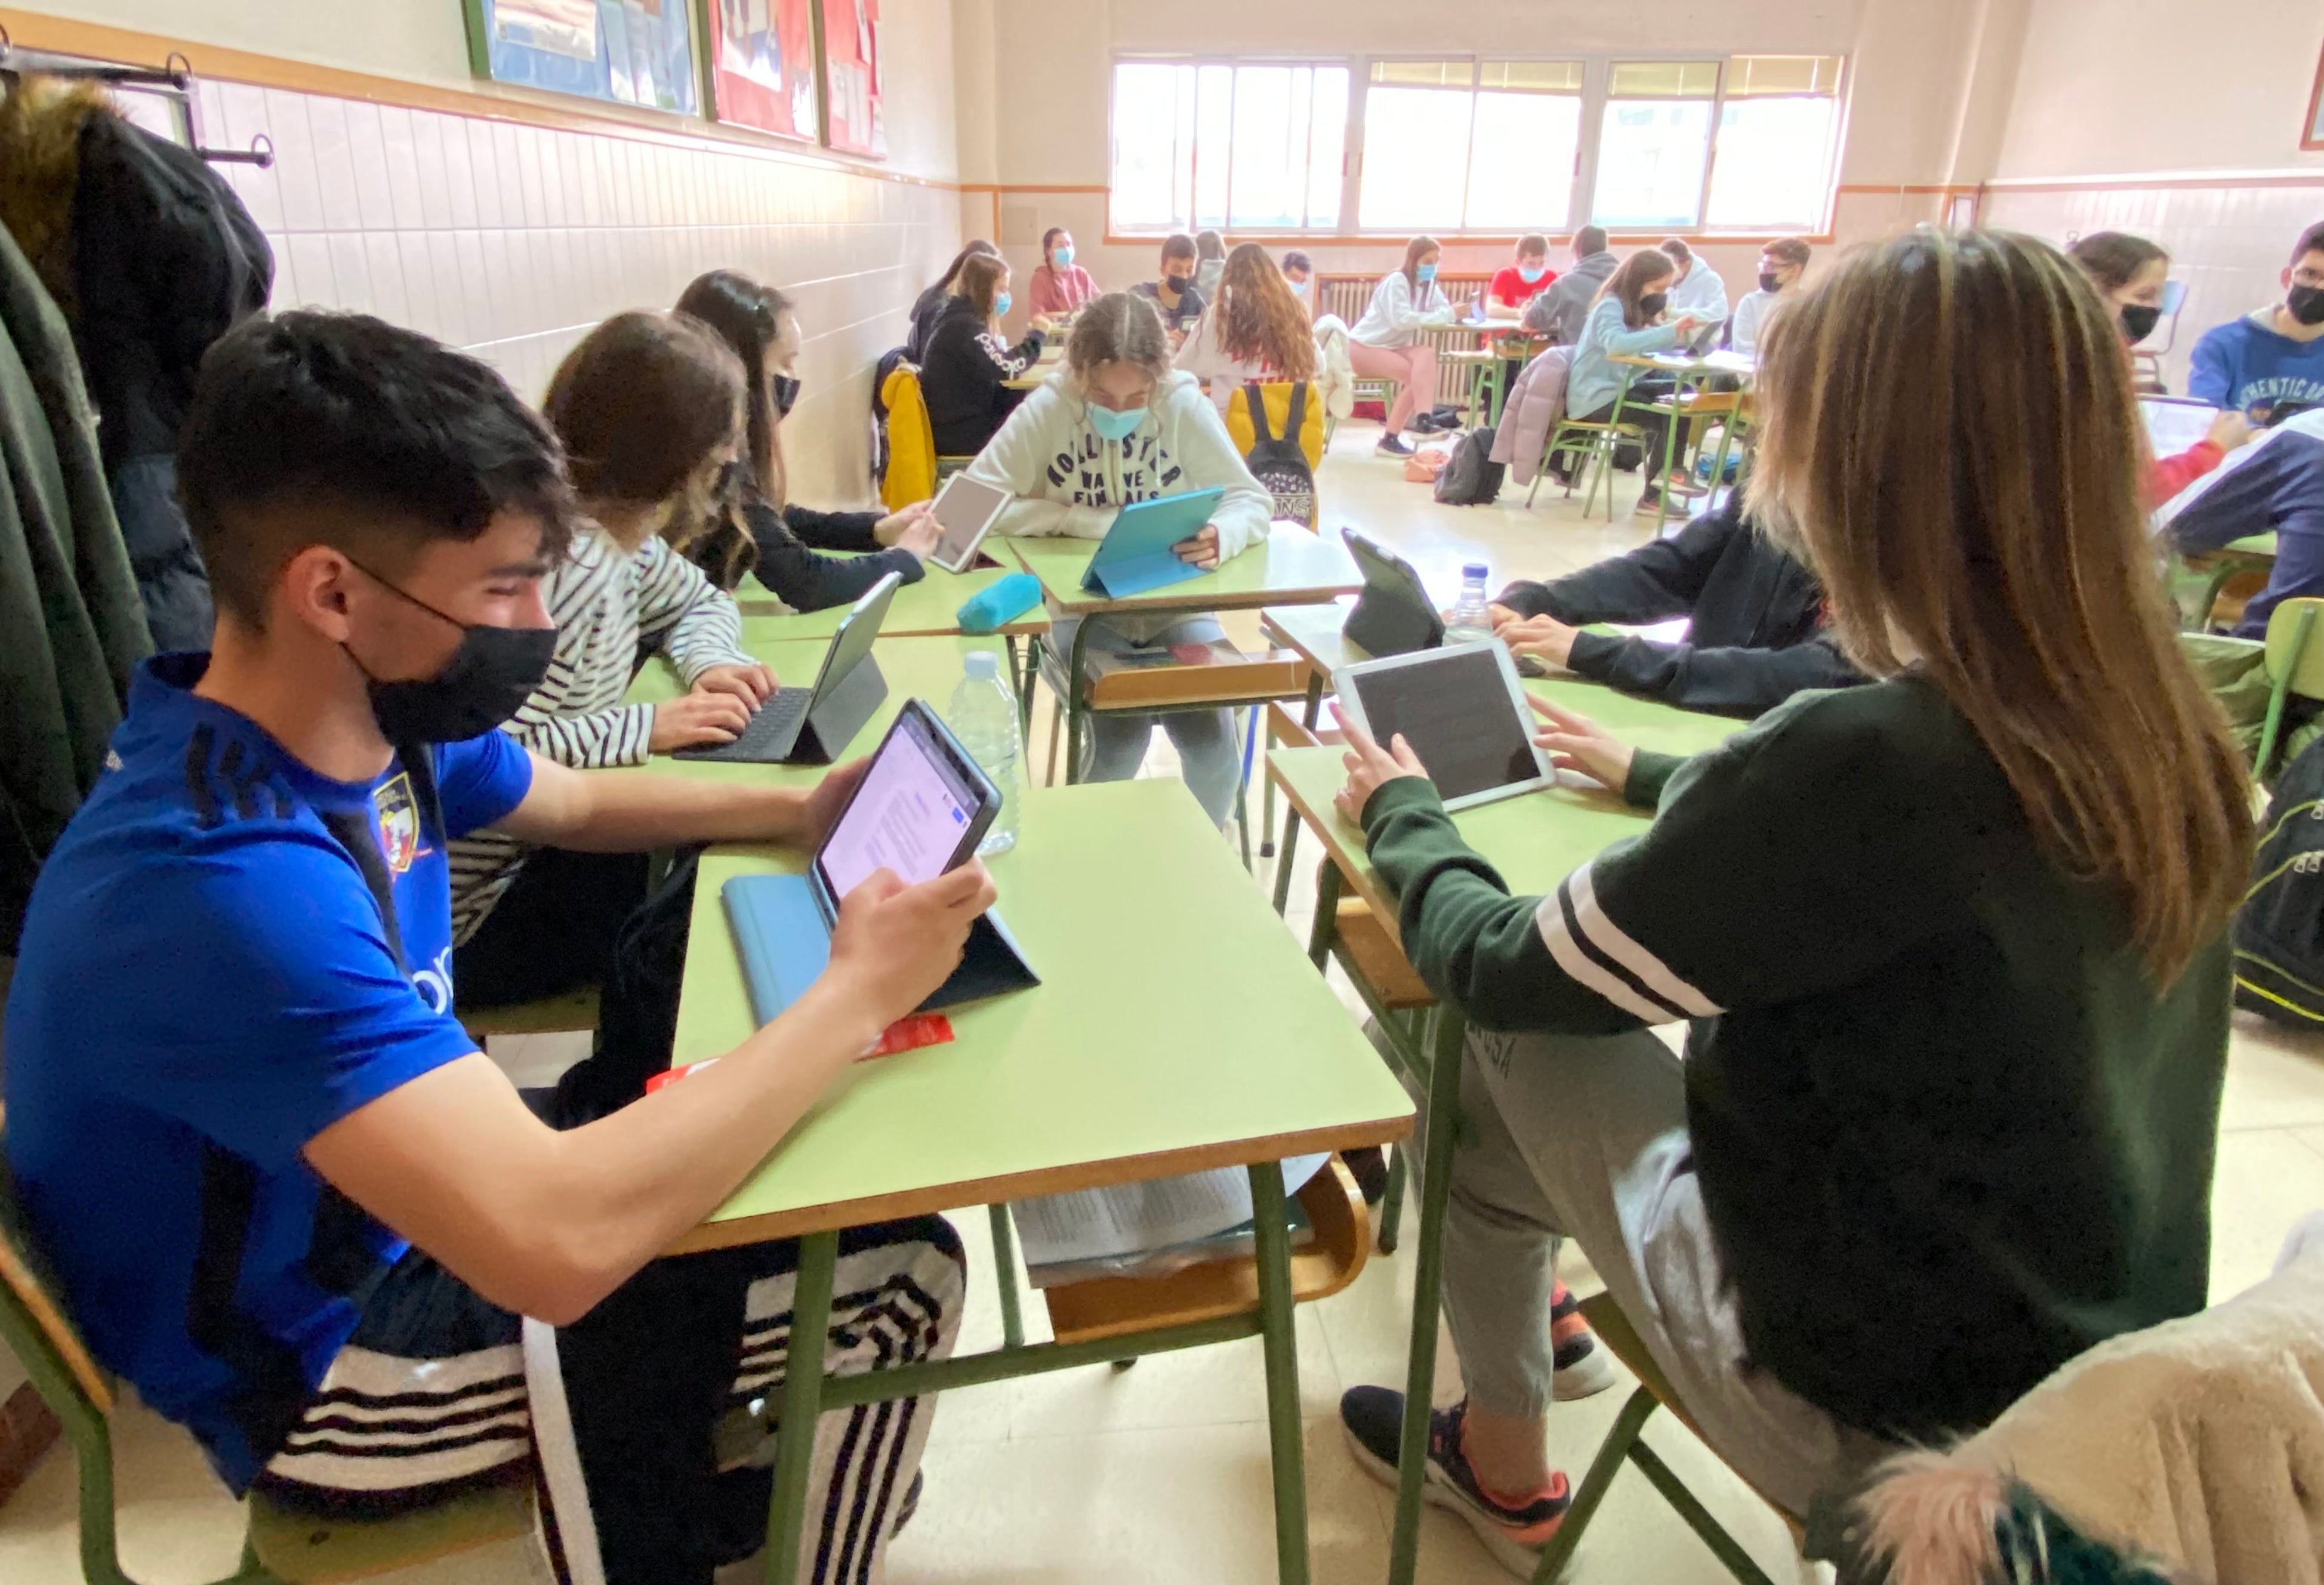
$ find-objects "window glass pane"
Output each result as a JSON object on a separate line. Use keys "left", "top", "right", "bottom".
{"left": 1727, "top": 54, "right": 1843, "bottom": 96}
{"left": 1371, "top": 60, "right": 1472, "bottom": 87}
{"left": 1705, "top": 95, "right": 1835, "bottom": 227}
{"left": 1607, "top": 60, "right": 1719, "bottom": 98}
{"left": 1307, "top": 66, "right": 1348, "bottom": 228}
{"left": 1480, "top": 60, "right": 1584, "bottom": 93}
{"left": 1591, "top": 98, "right": 1712, "bottom": 227}
{"left": 1192, "top": 64, "right": 1232, "bottom": 229}
{"left": 1111, "top": 63, "right": 1187, "bottom": 232}
{"left": 1358, "top": 85, "right": 1472, "bottom": 230}
{"left": 1229, "top": 66, "right": 1302, "bottom": 229}
{"left": 1466, "top": 91, "right": 1579, "bottom": 230}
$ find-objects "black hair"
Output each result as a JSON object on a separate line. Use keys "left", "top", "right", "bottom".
{"left": 2294, "top": 223, "right": 2324, "bottom": 267}
{"left": 179, "top": 311, "right": 574, "bottom": 627}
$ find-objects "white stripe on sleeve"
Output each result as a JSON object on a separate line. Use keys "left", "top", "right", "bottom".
{"left": 1534, "top": 885, "right": 1675, "bottom": 1025}
{"left": 1567, "top": 864, "right": 1723, "bottom": 1017}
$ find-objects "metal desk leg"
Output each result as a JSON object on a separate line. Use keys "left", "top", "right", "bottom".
{"left": 1005, "top": 633, "right": 1025, "bottom": 708}
{"left": 1654, "top": 374, "right": 1691, "bottom": 533}
{"left": 763, "top": 1229, "right": 839, "bottom": 1585}
{"left": 1305, "top": 856, "right": 1343, "bottom": 970}
{"left": 1062, "top": 619, "right": 1096, "bottom": 787}
{"left": 1387, "top": 1007, "right": 1468, "bottom": 1585}
{"left": 1019, "top": 634, "right": 1044, "bottom": 741}
{"left": 1270, "top": 676, "right": 1327, "bottom": 912}
{"left": 1250, "top": 1161, "right": 1311, "bottom": 1585}
{"left": 988, "top": 1204, "right": 1026, "bottom": 1349}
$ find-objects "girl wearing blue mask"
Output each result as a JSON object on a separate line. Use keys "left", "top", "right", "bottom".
{"left": 1031, "top": 226, "right": 1099, "bottom": 317}
{"left": 922, "top": 251, "right": 1055, "bottom": 457}
{"left": 1349, "top": 234, "right": 1459, "bottom": 455}
{"left": 961, "top": 291, "right": 1274, "bottom": 828}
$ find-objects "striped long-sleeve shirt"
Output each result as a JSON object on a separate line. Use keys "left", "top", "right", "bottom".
{"left": 448, "top": 527, "right": 753, "bottom": 943}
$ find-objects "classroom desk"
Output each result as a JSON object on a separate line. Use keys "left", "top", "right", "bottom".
{"left": 1004, "top": 525, "right": 1361, "bottom": 809}
{"left": 732, "top": 554, "right": 1049, "bottom": 640}
{"left": 671, "top": 781, "right": 1414, "bottom": 1584}
{"left": 1266, "top": 671, "right": 1738, "bottom": 1585}
{"left": 619, "top": 633, "right": 1006, "bottom": 785}
{"left": 1610, "top": 349, "right": 1756, "bottom": 531}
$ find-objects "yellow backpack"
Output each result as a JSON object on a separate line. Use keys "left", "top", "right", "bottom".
{"left": 879, "top": 363, "right": 936, "bottom": 509}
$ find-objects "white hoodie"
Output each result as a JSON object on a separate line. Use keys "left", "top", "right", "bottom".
{"left": 966, "top": 371, "right": 1272, "bottom": 639}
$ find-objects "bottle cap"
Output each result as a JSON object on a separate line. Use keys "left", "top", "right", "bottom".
{"left": 964, "top": 651, "right": 1000, "bottom": 680}
{"left": 1463, "top": 562, "right": 1490, "bottom": 579}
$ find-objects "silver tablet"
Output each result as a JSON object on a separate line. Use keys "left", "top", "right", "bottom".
{"left": 927, "top": 473, "right": 1012, "bottom": 573}
{"left": 1331, "top": 642, "right": 1556, "bottom": 812}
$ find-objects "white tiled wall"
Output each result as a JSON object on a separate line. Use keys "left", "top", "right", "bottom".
{"left": 190, "top": 79, "right": 960, "bottom": 505}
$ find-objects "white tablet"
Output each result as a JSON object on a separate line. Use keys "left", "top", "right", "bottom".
{"left": 1331, "top": 642, "right": 1556, "bottom": 812}
{"left": 927, "top": 473, "right": 1012, "bottom": 573}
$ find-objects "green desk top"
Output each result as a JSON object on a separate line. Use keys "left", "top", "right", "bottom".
{"left": 732, "top": 556, "right": 1047, "bottom": 637}
{"left": 669, "top": 779, "right": 1414, "bottom": 1248}
{"left": 619, "top": 634, "right": 1004, "bottom": 787}
{"left": 1268, "top": 674, "right": 1741, "bottom": 926}
{"left": 1003, "top": 523, "right": 1360, "bottom": 616}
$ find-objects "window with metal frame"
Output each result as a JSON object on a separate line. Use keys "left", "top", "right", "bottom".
{"left": 1703, "top": 55, "right": 1845, "bottom": 229}
{"left": 1109, "top": 60, "right": 1349, "bottom": 235}
{"left": 1591, "top": 60, "right": 1722, "bottom": 230}
{"left": 1355, "top": 59, "right": 1585, "bottom": 233}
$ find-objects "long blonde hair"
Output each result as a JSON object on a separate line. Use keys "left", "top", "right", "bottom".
{"left": 1747, "top": 229, "right": 2251, "bottom": 982}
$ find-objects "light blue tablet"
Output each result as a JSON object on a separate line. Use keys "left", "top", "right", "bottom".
{"left": 1081, "top": 488, "right": 1228, "bottom": 598}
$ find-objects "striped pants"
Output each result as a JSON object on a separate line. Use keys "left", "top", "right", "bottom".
{"left": 253, "top": 1219, "right": 964, "bottom": 1585}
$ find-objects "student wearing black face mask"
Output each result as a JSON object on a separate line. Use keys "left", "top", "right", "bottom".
{"left": 672, "top": 270, "right": 936, "bottom": 610}
{"left": 1132, "top": 232, "right": 1209, "bottom": 341}
{"left": 2190, "top": 221, "right": 2324, "bottom": 415}
{"left": 1561, "top": 248, "right": 1706, "bottom": 517}
{"left": 2, "top": 310, "right": 982, "bottom": 1585}
{"left": 2070, "top": 232, "right": 2255, "bottom": 505}
{"left": 1729, "top": 237, "right": 1810, "bottom": 356}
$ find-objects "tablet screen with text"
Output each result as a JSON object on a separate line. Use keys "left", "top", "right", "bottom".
{"left": 816, "top": 708, "right": 990, "bottom": 899}
{"left": 1344, "top": 646, "right": 1540, "bottom": 803}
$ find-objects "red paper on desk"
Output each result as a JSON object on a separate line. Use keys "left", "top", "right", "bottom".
{"left": 643, "top": 1015, "right": 955, "bottom": 1092}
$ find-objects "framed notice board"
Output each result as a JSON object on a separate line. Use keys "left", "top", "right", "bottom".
{"left": 702, "top": 0, "right": 820, "bottom": 141}
{"left": 464, "top": 0, "right": 700, "bottom": 115}
{"left": 819, "top": 0, "right": 885, "bottom": 158}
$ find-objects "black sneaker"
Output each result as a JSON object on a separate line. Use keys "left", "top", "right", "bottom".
{"left": 1339, "top": 1387, "right": 1573, "bottom": 1578}
{"left": 1376, "top": 433, "right": 1414, "bottom": 458}
{"left": 1342, "top": 1146, "right": 1389, "bottom": 1205}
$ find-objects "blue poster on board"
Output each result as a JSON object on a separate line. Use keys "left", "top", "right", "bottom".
{"left": 468, "top": 0, "right": 699, "bottom": 115}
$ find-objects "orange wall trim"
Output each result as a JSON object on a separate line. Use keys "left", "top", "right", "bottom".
{"left": 1984, "top": 168, "right": 2324, "bottom": 193}
{"left": 0, "top": 8, "right": 961, "bottom": 192}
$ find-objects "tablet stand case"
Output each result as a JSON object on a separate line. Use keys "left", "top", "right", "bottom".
{"left": 1080, "top": 489, "right": 1226, "bottom": 599}
{"left": 722, "top": 872, "right": 1040, "bottom": 1017}
{"left": 1343, "top": 573, "right": 1445, "bottom": 657}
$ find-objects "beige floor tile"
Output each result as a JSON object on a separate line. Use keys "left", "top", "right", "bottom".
{"left": 2209, "top": 1126, "right": 2324, "bottom": 1300}
{"left": 0, "top": 1392, "right": 248, "bottom": 1584}
{"left": 2220, "top": 1012, "right": 2324, "bottom": 1131}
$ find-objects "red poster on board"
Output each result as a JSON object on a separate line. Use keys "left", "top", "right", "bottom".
{"left": 705, "top": 0, "right": 819, "bottom": 142}
{"left": 819, "top": 0, "right": 885, "bottom": 157}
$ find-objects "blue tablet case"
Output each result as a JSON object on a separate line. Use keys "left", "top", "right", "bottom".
{"left": 1081, "top": 488, "right": 1227, "bottom": 599}
{"left": 721, "top": 874, "right": 1039, "bottom": 1024}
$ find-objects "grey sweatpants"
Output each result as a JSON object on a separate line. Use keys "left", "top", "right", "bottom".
{"left": 1416, "top": 1023, "right": 1891, "bottom": 1519}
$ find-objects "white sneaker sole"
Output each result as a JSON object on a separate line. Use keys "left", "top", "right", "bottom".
{"left": 1340, "top": 1418, "right": 1570, "bottom": 1581}
{"left": 1552, "top": 1347, "right": 1618, "bottom": 1401}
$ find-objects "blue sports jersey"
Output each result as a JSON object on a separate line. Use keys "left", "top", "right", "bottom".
{"left": 3, "top": 655, "right": 533, "bottom": 1490}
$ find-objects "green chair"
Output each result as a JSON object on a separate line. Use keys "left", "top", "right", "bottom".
{"left": 1530, "top": 1293, "right": 1803, "bottom": 1585}
{"left": 0, "top": 1141, "right": 548, "bottom": 1585}
{"left": 2255, "top": 597, "right": 2324, "bottom": 779}
{"left": 1527, "top": 415, "right": 1642, "bottom": 520}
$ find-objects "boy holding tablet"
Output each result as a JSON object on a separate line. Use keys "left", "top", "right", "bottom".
{"left": 4, "top": 313, "right": 991, "bottom": 1585}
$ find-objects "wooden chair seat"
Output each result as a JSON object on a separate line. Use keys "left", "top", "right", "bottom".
{"left": 458, "top": 985, "right": 600, "bottom": 1042}
{"left": 1084, "top": 650, "right": 1312, "bottom": 711}
{"left": 1040, "top": 1158, "right": 1370, "bottom": 1346}
{"left": 1577, "top": 1292, "right": 1808, "bottom": 1549}
{"left": 1334, "top": 901, "right": 1432, "bottom": 1010}
{"left": 248, "top": 1478, "right": 543, "bottom": 1584}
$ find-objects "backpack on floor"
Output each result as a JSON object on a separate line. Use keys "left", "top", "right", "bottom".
{"left": 2234, "top": 733, "right": 2324, "bottom": 1025}
{"left": 1241, "top": 381, "right": 1317, "bottom": 526}
{"left": 1434, "top": 425, "right": 1505, "bottom": 506}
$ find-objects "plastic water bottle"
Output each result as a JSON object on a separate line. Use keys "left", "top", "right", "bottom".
{"left": 1444, "top": 562, "right": 1496, "bottom": 648}
{"left": 947, "top": 651, "right": 1022, "bottom": 855}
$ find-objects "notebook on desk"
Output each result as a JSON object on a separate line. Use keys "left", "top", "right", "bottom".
{"left": 1079, "top": 488, "right": 1226, "bottom": 599}
{"left": 720, "top": 699, "right": 1038, "bottom": 1022}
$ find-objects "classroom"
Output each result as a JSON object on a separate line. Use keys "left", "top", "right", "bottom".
{"left": 2, "top": 0, "right": 2323, "bottom": 1582}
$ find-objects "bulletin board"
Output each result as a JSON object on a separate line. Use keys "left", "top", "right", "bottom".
{"left": 702, "top": 0, "right": 821, "bottom": 142}
{"left": 463, "top": 0, "right": 700, "bottom": 115}
{"left": 819, "top": 0, "right": 886, "bottom": 158}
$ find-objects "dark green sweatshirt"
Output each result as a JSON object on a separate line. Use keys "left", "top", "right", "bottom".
{"left": 1362, "top": 674, "right": 2227, "bottom": 1442}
